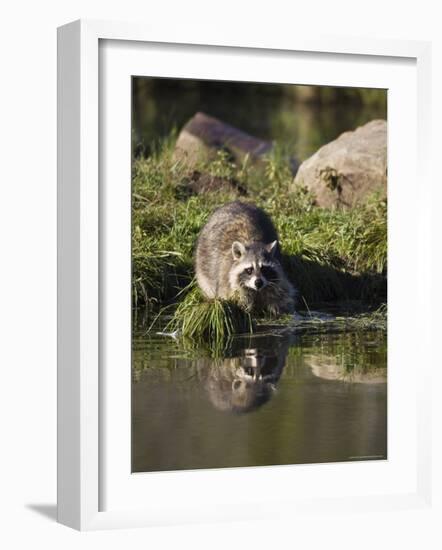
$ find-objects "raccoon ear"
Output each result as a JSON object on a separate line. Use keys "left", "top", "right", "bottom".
{"left": 232, "top": 241, "right": 246, "bottom": 260}
{"left": 266, "top": 240, "right": 278, "bottom": 257}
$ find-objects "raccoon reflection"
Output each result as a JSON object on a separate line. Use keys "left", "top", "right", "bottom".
{"left": 195, "top": 201, "right": 296, "bottom": 316}
{"left": 196, "top": 339, "right": 289, "bottom": 414}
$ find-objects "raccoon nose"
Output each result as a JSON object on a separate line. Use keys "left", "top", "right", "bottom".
{"left": 255, "top": 278, "right": 263, "bottom": 289}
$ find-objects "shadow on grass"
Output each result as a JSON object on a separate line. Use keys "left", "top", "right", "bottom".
{"left": 284, "top": 255, "right": 387, "bottom": 306}
{"left": 133, "top": 255, "right": 386, "bottom": 312}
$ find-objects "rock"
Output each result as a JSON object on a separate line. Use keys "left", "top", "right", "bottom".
{"left": 292, "top": 120, "right": 387, "bottom": 208}
{"left": 174, "top": 112, "right": 299, "bottom": 172}
{"left": 174, "top": 112, "right": 272, "bottom": 167}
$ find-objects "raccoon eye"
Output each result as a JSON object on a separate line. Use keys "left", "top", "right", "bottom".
{"left": 244, "top": 267, "right": 253, "bottom": 275}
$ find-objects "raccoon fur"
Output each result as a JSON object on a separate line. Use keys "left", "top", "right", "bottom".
{"left": 195, "top": 201, "right": 296, "bottom": 315}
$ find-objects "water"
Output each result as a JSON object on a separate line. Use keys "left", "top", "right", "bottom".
{"left": 132, "top": 320, "right": 387, "bottom": 472}
{"left": 132, "top": 78, "right": 387, "bottom": 161}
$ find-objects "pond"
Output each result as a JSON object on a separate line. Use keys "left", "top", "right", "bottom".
{"left": 132, "top": 314, "right": 387, "bottom": 473}
{"left": 132, "top": 78, "right": 387, "bottom": 161}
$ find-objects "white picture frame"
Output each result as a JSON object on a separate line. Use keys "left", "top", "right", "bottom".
{"left": 57, "top": 19, "right": 432, "bottom": 531}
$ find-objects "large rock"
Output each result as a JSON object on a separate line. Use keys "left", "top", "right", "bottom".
{"left": 293, "top": 120, "right": 387, "bottom": 208}
{"left": 174, "top": 112, "right": 299, "bottom": 172}
{"left": 174, "top": 112, "right": 272, "bottom": 167}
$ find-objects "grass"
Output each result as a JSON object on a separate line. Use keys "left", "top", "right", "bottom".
{"left": 132, "top": 134, "right": 387, "bottom": 341}
{"left": 163, "top": 283, "right": 254, "bottom": 347}
{"left": 287, "top": 304, "right": 387, "bottom": 333}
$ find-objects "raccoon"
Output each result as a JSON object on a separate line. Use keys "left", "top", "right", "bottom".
{"left": 196, "top": 336, "right": 289, "bottom": 414}
{"left": 195, "top": 201, "right": 296, "bottom": 315}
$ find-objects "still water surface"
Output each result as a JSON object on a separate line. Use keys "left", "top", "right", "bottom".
{"left": 132, "top": 319, "right": 387, "bottom": 472}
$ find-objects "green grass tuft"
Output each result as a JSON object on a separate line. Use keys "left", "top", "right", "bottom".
{"left": 165, "top": 284, "right": 254, "bottom": 345}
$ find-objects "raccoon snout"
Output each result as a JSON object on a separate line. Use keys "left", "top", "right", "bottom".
{"left": 254, "top": 278, "right": 264, "bottom": 290}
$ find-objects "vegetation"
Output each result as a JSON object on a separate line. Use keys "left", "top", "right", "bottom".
{"left": 164, "top": 283, "right": 254, "bottom": 347}
{"left": 271, "top": 304, "right": 388, "bottom": 334}
{"left": 132, "top": 134, "right": 387, "bottom": 327}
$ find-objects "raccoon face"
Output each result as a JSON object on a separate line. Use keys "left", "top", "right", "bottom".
{"left": 229, "top": 240, "right": 280, "bottom": 292}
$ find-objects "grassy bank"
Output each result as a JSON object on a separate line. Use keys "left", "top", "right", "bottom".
{"left": 132, "top": 135, "right": 387, "bottom": 318}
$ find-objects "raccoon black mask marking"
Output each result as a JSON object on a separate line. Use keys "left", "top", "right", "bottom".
{"left": 232, "top": 240, "right": 279, "bottom": 292}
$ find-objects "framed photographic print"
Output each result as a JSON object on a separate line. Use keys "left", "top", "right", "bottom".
{"left": 57, "top": 19, "right": 432, "bottom": 530}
